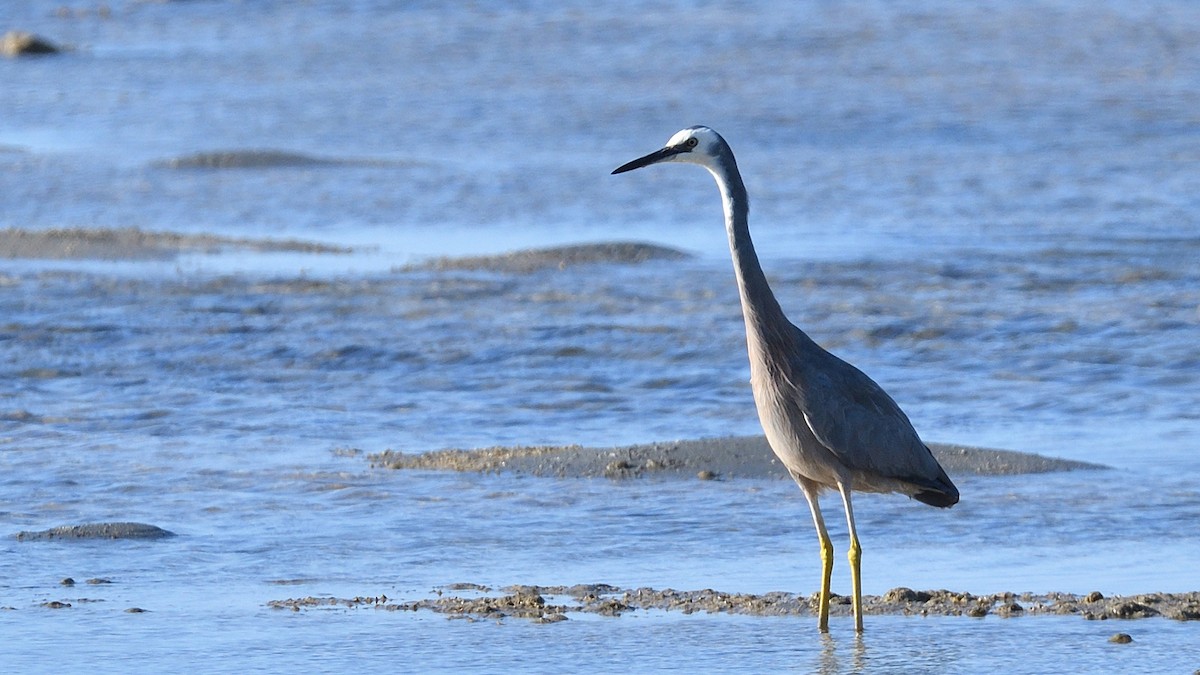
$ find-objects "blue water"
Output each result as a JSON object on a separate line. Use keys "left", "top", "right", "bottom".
{"left": 2, "top": 1, "right": 1199, "bottom": 671}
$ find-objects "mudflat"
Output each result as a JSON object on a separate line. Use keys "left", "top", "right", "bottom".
{"left": 369, "top": 436, "right": 1106, "bottom": 480}
{"left": 0, "top": 227, "right": 350, "bottom": 261}
{"left": 270, "top": 584, "right": 1200, "bottom": 623}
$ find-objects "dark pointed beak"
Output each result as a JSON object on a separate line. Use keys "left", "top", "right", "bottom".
{"left": 611, "top": 145, "right": 686, "bottom": 174}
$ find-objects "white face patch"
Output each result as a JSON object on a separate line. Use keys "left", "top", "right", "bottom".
{"left": 666, "top": 128, "right": 699, "bottom": 147}
{"left": 660, "top": 126, "right": 722, "bottom": 170}
{"left": 666, "top": 126, "right": 718, "bottom": 150}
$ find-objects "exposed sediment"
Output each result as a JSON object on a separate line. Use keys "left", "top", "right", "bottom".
{"left": 268, "top": 584, "right": 1200, "bottom": 623}
{"left": 14, "top": 522, "right": 176, "bottom": 541}
{"left": 403, "top": 242, "right": 693, "bottom": 273}
{"left": 369, "top": 436, "right": 1107, "bottom": 480}
{"left": 156, "top": 150, "right": 395, "bottom": 169}
{"left": 0, "top": 227, "right": 351, "bottom": 261}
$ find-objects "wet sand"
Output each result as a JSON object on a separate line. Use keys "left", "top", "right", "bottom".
{"left": 401, "top": 241, "right": 693, "bottom": 273}
{"left": 155, "top": 149, "right": 394, "bottom": 169}
{"left": 269, "top": 584, "right": 1200, "bottom": 623}
{"left": 369, "top": 436, "right": 1107, "bottom": 480}
{"left": 0, "top": 229, "right": 688, "bottom": 270}
{"left": 0, "top": 227, "right": 350, "bottom": 261}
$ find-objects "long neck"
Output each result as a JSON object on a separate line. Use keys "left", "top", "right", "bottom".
{"left": 707, "top": 156, "right": 790, "bottom": 351}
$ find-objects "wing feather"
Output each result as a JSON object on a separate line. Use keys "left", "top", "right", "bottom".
{"left": 788, "top": 335, "right": 943, "bottom": 486}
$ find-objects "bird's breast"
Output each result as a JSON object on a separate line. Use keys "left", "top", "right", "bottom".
{"left": 750, "top": 369, "right": 846, "bottom": 487}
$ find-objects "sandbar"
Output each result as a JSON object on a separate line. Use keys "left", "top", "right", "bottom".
{"left": 402, "top": 242, "right": 692, "bottom": 273}
{"left": 369, "top": 436, "right": 1106, "bottom": 480}
{"left": 0, "top": 227, "right": 350, "bottom": 261}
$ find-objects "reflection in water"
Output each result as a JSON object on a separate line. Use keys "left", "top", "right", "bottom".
{"left": 816, "top": 632, "right": 867, "bottom": 674}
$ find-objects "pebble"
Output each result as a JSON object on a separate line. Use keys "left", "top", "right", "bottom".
{"left": 996, "top": 602, "right": 1024, "bottom": 617}
{"left": 1, "top": 31, "right": 60, "bottom": 57}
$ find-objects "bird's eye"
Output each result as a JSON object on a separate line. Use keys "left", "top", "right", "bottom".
{"left": 684, "top": 138, "right": 699, "bottom": 149}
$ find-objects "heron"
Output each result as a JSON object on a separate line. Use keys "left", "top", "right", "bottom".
{"left": 612, "top": 126, "right": 959, "bottom": 633}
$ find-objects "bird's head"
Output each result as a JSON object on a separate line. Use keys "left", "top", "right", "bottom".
{"left": 612, "top": 126, "right": 728, "bottom": 175}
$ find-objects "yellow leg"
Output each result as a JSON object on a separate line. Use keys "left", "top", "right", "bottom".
{"left": 797, "top": 476, "right": 834, "bottom": 632}
{"left": 838, "top": 483, "right": 864, "bottom": 632}
{"left": 818, "top": 525, "right": 834, "bottom": 632}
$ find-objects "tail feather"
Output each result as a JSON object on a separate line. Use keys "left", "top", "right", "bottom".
{"left": 914, "top": 486, "right": 959, "bottom": 508}
{"left": 910, "top": 456, "right": 960, "bottom": 508}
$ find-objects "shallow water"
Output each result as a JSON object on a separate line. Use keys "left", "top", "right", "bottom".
{"left": 2, "top": 0, "right": 1199, "bottom": 671}
{"left": 0, "top": 598, "right": 1193, "bottom": 674}
{"left": 5, "top": 609, "right": 1200, "bottom": 674}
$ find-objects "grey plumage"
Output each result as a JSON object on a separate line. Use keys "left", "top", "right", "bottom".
{"left": 613, "top": 126, "right": 958, "bottom": 632}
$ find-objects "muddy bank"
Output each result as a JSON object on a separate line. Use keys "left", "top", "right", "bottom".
{"left": 403, "top": 242, "right": 692, "bottom": 273}
{"left": 269, "top": 584, "right": 1200, "bottom": 623}
{"left": 369, "top": 436, "right": 1106, "bottom": 480}
{"left": 0, "top": 227, "right": 351, "bottom": 261}
{"left": 14, "top": 522, "right": 175, "bottom": 541}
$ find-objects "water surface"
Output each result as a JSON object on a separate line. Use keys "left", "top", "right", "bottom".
{"left": 2, "top": 1, "right": 1198, "bottom": 671}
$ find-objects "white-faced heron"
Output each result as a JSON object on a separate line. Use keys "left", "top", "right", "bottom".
{"left": 613, "top": 126, "right": 959, "bottom": 632}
